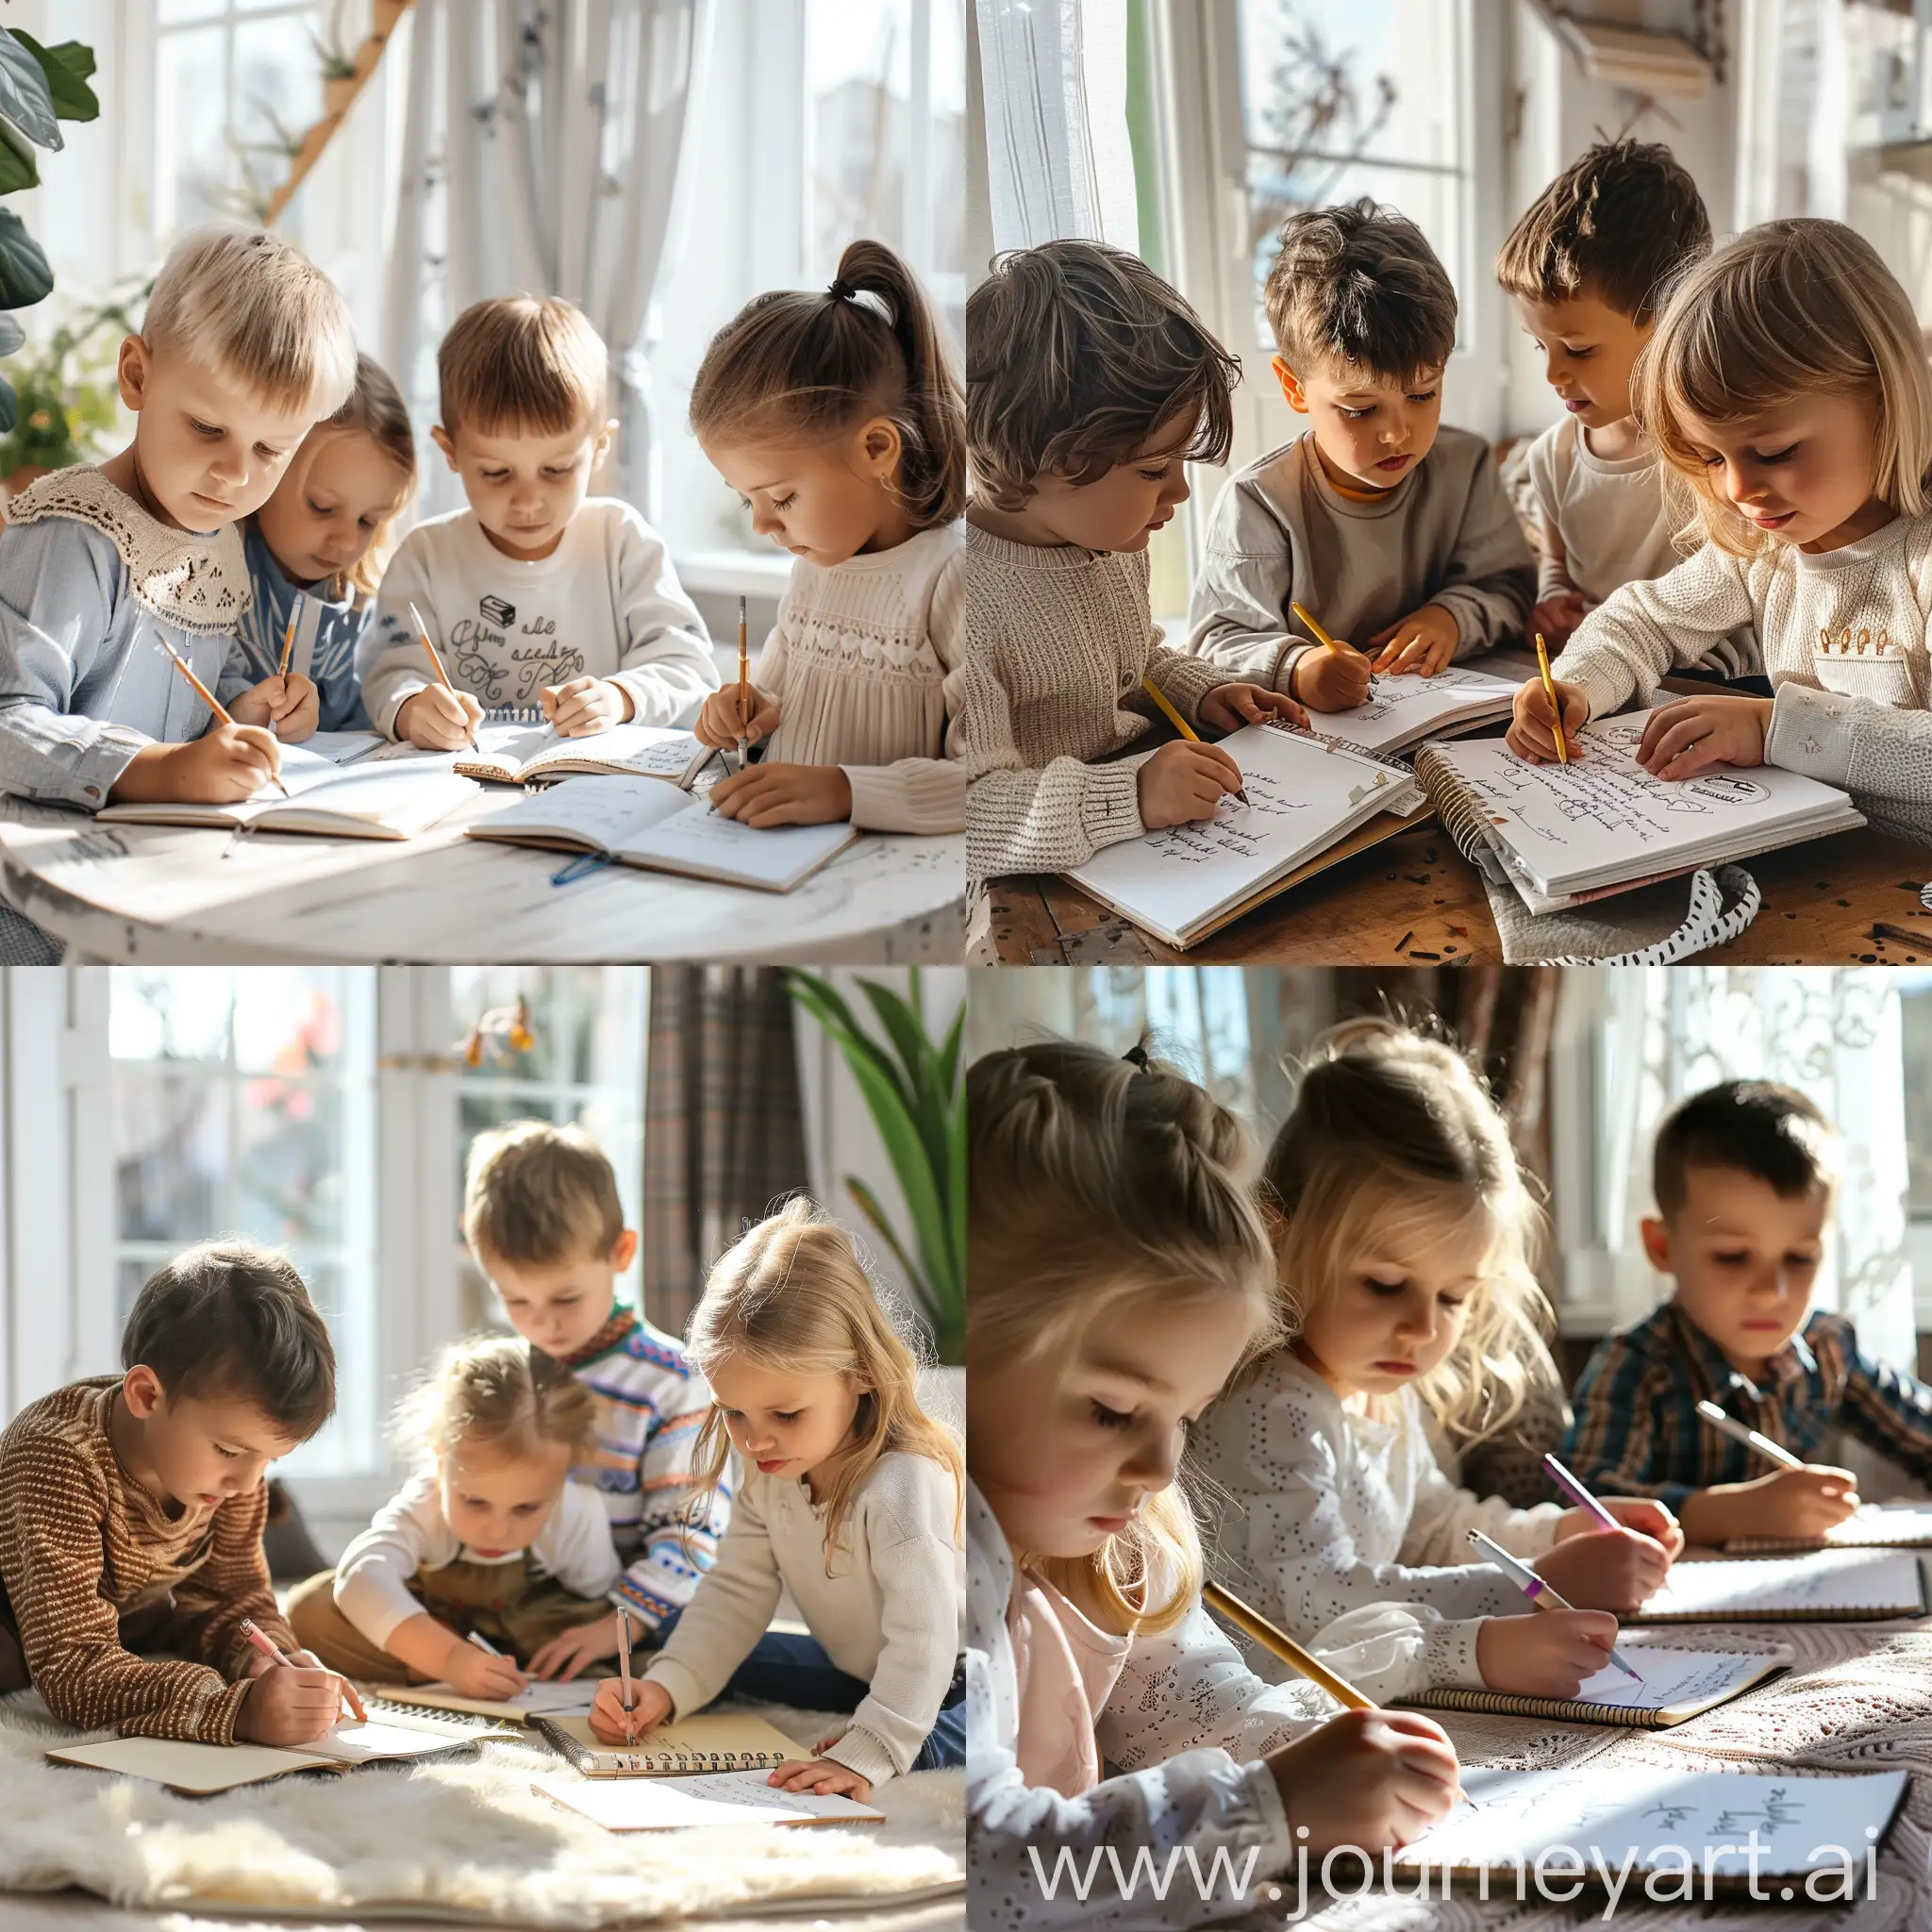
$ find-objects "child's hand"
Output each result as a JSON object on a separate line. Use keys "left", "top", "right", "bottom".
{"left": 397, "top": 684, "right": 484, "bottom": 749}
{"left": 1197, "top": 681, "right": 1308, "bottom": 735}
{"left": 1507, "top": 675, "right": 1590, "bottom": 763}
{"left": 1475, "top": 1608, "right": 1621, "bottom": 1696}
{"left": 1635, "top": 694, "right": 1774, "bottom": 780}
{"left": 541, "top": 675, "right": 633, "bottom": 737}
{"left": 526, "top": 1609, "right": 625, "bottom": 1682}
{"left": 589, "top": 1674, "right": 674, "bottom": 1743}
{"left": 1369, "top": 604, "right": 1459, "bottom": 676}
{"left": 234, "top": 1657, "right": 352, "bottom": 1746}
{"left": 1137, "top": 739, "right": 1245, "bottom": 827}
{"left": 442, "top": 1642, "right": 528, "bottom": 1701}
{"left": 696, "top": 683, "right": 781, "bottom": 750}
{"left": 708, "top": 760, "right": 852, "bottom": 826}
{"left": 1715, "top": 1464, "right": 1862, "bottom": 1542}
{"left": 110, "top": 727, "right": 285, "bottom": 805}
{"left": 1551, "top": 1495, "right": 1685, "bottom": 1560}
{"left": 231, "top": 674, "right": 320, "bottom": 742}
{"left": 1530, "top": 591, "right": 1590, "bottom": 649}
{"left": 769, "top": 1754, "right": 873, "bottom": 1801}
{"left": 1265, "top": 1707, "right": 1459, "bottom": 1853}
{"left": 1291, "top": 643, "right": 1374, "bottom": 711}
{"left": 1533, "top": 1524, "right": 1673, "bottom": 1613}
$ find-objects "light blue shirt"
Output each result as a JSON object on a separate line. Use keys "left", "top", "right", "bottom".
{"left": 234, "top": 522, "right": 372, "bottom": 732}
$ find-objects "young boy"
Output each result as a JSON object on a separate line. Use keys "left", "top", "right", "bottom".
{"left": 358, "top": 296, "right": 717, "bottom": 747}
{"left": 1495, "top": 140, "right": 1713, "bottom": 651}
{"left": 0, "top": 1241, "right": 358, "bottom": 1745}
{"left": 1564, "top": 1081, "right": 1932, "bottom": 1544}
{"left": 1186, "top": 200, "right": 1534, "bottom": 710}
{"left": 961, "top": 239, "right": 1306, "bottom": 885}
{"left": 461, "top": 1120, "right": 726, "bottom": 1672}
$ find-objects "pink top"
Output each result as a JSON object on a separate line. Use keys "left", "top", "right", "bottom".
{"left": 1008, "top": 1565, "right": 1134, "bottom": 1796}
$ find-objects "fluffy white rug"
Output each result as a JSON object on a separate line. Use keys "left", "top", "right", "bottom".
{"left": 0, "top": 1698, "right": 962, "bottom": 1926}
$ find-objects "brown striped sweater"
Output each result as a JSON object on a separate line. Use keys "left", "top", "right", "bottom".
{"left": 0, "top": 1377, "right": 295, "bottom": 1741}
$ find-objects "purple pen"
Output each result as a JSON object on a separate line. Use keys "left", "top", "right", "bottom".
{"left": 1543, "top": 1452, "right": 1623, "bottom": 1533}
{"left": 1467, "top": 1527, "right": 1645, "bottom": 1683}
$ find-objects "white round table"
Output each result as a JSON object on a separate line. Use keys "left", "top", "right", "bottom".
{"left": 0, "top": 792, "right": 965, "bottom": 963}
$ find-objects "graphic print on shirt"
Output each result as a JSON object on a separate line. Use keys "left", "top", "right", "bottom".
{"left": 444, "top": 596, "right": 589, "bottom": 704}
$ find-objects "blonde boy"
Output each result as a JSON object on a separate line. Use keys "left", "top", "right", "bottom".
{"left": 462, "top": 1121, "right": 725, "bottom": 1672}
{"left": 1186, "top": 201, "right": 1534, "bottom": 711}
{"left": 359, "top": 297, "right": 716, "bottom": 746}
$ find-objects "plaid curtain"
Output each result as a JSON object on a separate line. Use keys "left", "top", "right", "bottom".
{"left": 641, "top": 966, "right": 810, "bottom": 1337}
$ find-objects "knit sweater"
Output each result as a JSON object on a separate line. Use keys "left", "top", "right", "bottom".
{"left": 959, "top": 523, "right": 1234, "bottom": 881}
{"left": 756, "top": 522, "right": 966, "bottom": 834}
{"left": 0, "top": 1377, "right": 295, "bottom": 1742}
{"left": 1191, "top": 1351, "right": 1563, "bottom": 1705}
{"left": 645, "top": 1451, "right": 964, "bottom": 1785}
{"left": 1557, "top": 511, "right": 1932, "bottom": 841}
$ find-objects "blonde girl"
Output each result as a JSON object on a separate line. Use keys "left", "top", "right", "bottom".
{"left": 684, "top": 239, "right": 966, "bottom": 836}
{"left": 1510, "top": 220, "right": 1932, "bottom": 832}
{"left": 238, "top": 353, "right": 416, "bottom": 730}
{"left": 587, "top": 1199, "right": 965, "bottom": 1799}
{"left": 287, "top": 1335, "right": 619, "bottom": 1696}
{"left": 1194, "top": 1022, "right": 1684, "bottom": 1711}
{"left": 967, "top": 1038, "right": 1460, "bottom": 1932}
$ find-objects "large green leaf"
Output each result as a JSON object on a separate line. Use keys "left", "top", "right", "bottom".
{"left": 0, "top": 33, "right": 58, "bottom": 150}
{"left": 0, "top": 209, "right": 52, "bottom": 309}
{"left": 841, "top": 1041, "right": 956, "bottom": 1300}
{"left": 787, "top": 971, "right": 905, "bottom": 1097}
{"left": 0, "top": 118, "right": 39, "bottom": 195}
{"left": 844, "top": 1176, "right": 925, "bottom": 1303}
{"left": 0, "top": 311, "right": 23, "bottom": 358}
{"left": 0, "top": 372, "right": 16, "bottom": 437}
{"left": 11, "top": 34, "right": 99, "bottom": 124}
{"left": 858, "top": 978, "right": 949, "bottom": 1191}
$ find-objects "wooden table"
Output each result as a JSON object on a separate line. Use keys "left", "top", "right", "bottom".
{"left": 0, "top": 792, "right": 965, "bottom": 964}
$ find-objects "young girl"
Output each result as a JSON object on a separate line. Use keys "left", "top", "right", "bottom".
{"left": 1510, "top": 220, "right": 1932, "bottom": 835}
{"left": 686, "top": 239, "right": 967, "bottom": 835}
{"left": 287, "top": 1334, "right": 619, "bottom": 1696}
{"left": 588, "top": 1199, "right": 965, "bottom": 1798}
{"left": 967, "top": 1038, "right": 1461, "bottom": 1932}
{"left": 236, "top": 353, "right": 416, "bottom": 732}
{"left": 1193, "top": 1022, "right": 1684, "bottom": 1710}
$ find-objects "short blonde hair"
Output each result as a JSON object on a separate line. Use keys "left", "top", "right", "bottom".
{"left": 439, "top": 294, "right": 608, "bottom": 438}
{"left": 1634, "top": 219, "right": 1932, "bottom": 556}
{"left": 142, "top": 226, "right": 358, "bottom": 418}
{"left": 392, "top": 1332, "right": 598, "bottom": 1467}
{"left": 463, "top": 1120, "right": 625, "bottom": 1269}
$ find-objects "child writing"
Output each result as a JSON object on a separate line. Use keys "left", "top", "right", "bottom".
{"left": 960, "top": 240, "right": 1308, "bottom": 885}
{"left": 1186, "top": 200, "right": 1534, "bottom": 710}
{"left": 1509, "top": 219, "right": 1932, "bottom": 837}
{"left": 235, "top": 352, "right": 417, "bottom": 730}
{"left": 461, "top": 1120, "right": 727, "bottom": 1675}
{"left": 688, "top": 239, "right": 967, "bottom": 834}
{"left": 1194, "top": 1023, "right": 1683, "bottom": 1708}
{"left": 358, "top": 294, "right": 717, "bottom": 747}
{"left": 589, "top": 1199, "right": 965, "bottom": 1797}
{"left": 287, "top": 1335, "right": 620, "bottom": 1692}
{"left": 967, "top": 1038, "right": 1462, "bottom": 1932}
{"left": 1565, "top": 1080, "right": 1932, "bottom": 1542}
{"left": 0, "top": 1241, "right": 358, "bottom": 1746}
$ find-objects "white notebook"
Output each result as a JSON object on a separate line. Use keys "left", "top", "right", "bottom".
{"left": 468, "top": 774, "right": 858, "bottom": 891}
{"left": 1309, "top": 664, "right": 1519, "bottom": 757}
{"left": 1407, "top": 1642, "right": 1787, "bottom": 1727}
{"left": 371, "top": 1676, "right": 603, "bottom": 1722}
{"left": 535, "top": 1768, "right": 884, "bottom": 1831}
{"left": 1415, "top": 712, "right": 1865, "bottom": 909}
{"left": 1629, "top": 1550, "right": 1926, "bottom": 1622}
{"left": 1063, "top": 721, "right": 1422, "bottom": 950}
{"left": 1729, "top": 1502, "right": 1932, "bottom": 1555}
{"left": 450, "top": 721, "right": 704, "bottom": 786}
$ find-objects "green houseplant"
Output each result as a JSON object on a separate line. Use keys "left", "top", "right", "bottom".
{"left": 0, "top": 289, "right": 139, "bottom": 485}
{"left": 785, "top": 968, "right": 965, "bottom": 1365}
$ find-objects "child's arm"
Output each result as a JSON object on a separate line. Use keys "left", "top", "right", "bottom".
{"left": 612, "top": 1391, "right": 728, "bottom": 1641}
{"left": 1416, "top": 444, "right": 1537, "bottom": 658}
{"left": 1184, "top": 475, "right": 1311, "bottom": 692}
{"left": 608, "top": 510, "right": 721, "bottom": 727}
{"left": 1830, "top": 1318, "right": 1932, "bottom": 1486}
{"left": 358, "top": 541, "right": 446, "bottom": 741}
{"left": 641, "top": 1479, "right": 782, "bottom": 1720}
{"left": 330, "top": 1472, "right": 459, "bottom": 1654}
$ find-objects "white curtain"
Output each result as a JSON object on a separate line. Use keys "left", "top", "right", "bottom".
{"left": 974, "top": 0, "right": 1139, "bottom": 252}
{"left": 381, "top": 0, "right": 714, "bottom": 522}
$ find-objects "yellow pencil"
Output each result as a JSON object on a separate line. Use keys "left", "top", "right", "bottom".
{"left": 1290, "top": 600, "right": 1357, "bottom": 659}
{"left": 1534, "top": 630, "right": 1569, "bottom": 765}
{"left": 1141, "top": 676, "right": 1248, "bottom": 807}
{"left": 408, "top": 599, "right": 478, "bottom": 754}
{"left": 736, "top": 593, "right": 750, "bottom": 766}
{"left": 276, "top": 593, "right": 301, "bottom": 680}
{"left": 158, "top": 637, "right": 291, "bottom": 799}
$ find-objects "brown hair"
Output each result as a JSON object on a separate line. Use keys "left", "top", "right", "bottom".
{"left": 463, "top": 1119, "right": 625, "bottom": 1269}
{"left": 122, "top": 1239, "right": 336, "bottom": 1439}
{"left": 1496, "top": 140, "right": 1711, "bottom": 325}
{"left": 1265, "top": 199, "right": 1457, "bottom": 383}
{"left": 690, "top": 240, "right": 965, "bottom": 530}
{"left": 966, "top": 240, "right": 1241, "bottom": 511}
{"left": 1652, "top": 1080, "right": 1839, "bottom": 1218}
{"left": 438, "top": 294, "right": 608, "bottom": 439}
{"left": 391, "top": 1333, "right": 598, "bottom": 1467}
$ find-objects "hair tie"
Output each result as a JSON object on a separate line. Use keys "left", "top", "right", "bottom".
{"left": 1123, "top": 1044, "right": 1152, "bottom": 1072}
{"left": 828, "top": 277, "right": 858, "bottom": 302}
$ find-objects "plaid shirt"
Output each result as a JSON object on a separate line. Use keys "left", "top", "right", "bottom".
{"left": 1562, "top": 1301, "right": 1932, "bottom": 1509}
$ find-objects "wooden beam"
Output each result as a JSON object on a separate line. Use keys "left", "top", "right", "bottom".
{"left": 265, "top": 0, "right": 416, "bottom": 226}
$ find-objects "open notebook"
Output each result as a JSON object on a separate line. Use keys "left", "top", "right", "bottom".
{"left": 1414, "top": 713, "right": 1865, "bottom": 914}
{"left": 534, "top": 1767, "right": 883, "bottom": 1831}
{"left": 1309, "top": 664, "right": 1520, "bottom": 758}
{"left": 46, "top": 1708, "right": 508, "bottom": 1794}
{"left": 1405, "top": 1642, "right": 1787, "bottom": 1728}
{"left": 371, "top": 1676, "right": 602, "bottom": 1722}
{"left": 532, "top": 1711, "right": 802, "bottom": 1778}
{"left": 450, "top": 722, "right": 705, "bottom": 786}
{"left": 1063, "top": 720, "right": 1422, "bottom": 950}
{"left": 1628, "top": 1550, "right": 1926, "bottom": 1623}
{"left": 468, "top": 774, "right": 858, "bottom": 891}
{"left": 1727, "top": 1502, "right": 1932, "bottom": 1555}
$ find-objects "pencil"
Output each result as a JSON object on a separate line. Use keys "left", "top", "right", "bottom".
{"left": 238, "top": 1616, "right": 368, "bottom": 1721}
{"left": 1542, "top": 1453, "right": 1621, "bottom": 1533}
{"left": 1693, "top": 1399, "right": 1806, "bottom": 1472}
{"left": 615, "top": 1605, "right": 636, "bottom": 1742}
{"left": 408, "top": 600, "right": 478, "bottom": 753}
{"left": 158, "top": 637, "right": 291, "bottom": 799}
{"left": 1141, "top": 676, "right": 1249, "bottom": 806}
{"left": 1534, "top": 630, "right": 1569, "bottom": 764}
{"left": 736, "top": 592, "right": 749, "bottom": 766}
{"left": 276, "top": 597, "right": 299, "bottom": 679}
{"left": 1291, "top": 598, "right": 1376, "bottom": 689}
{"left": 1467, "top": 1529, "right": 1644, "bottom": 1681}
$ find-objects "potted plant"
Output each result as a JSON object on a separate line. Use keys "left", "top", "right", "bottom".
{"left": 312, "top": 0, "right": 361, "bottom": 117}
{"left": 0, "top": 290, "right": 140, "bottom": 498}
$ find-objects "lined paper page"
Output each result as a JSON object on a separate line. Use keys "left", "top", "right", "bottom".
{"left": 535, "top": 1768, "right": 883, "bottom": 1830}
{"left": 1634, "top": 1551, "right": 1924, "bottom": 1620}
{"left": 1312, "top": 665, "right": 1517, "bottom": 755}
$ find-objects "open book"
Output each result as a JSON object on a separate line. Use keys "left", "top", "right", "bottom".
{"left": 95, "top": 742, "right": 477, "bottom": 841}
{"left": 1628, "top": 1550, "right": 1926, "bottom": 1622}
{"left": 371, "top": 1676, "right": 602, "bottom": 1723}
{"left": 1309, "top": 664, "right": 1519, "bottom": 758}
{"left": 532, "top": 1711, "right": 802, "bottom": 1778}
{"left": 1727, "top": 1501, "right": 1932, "bottom": 1555}
{"left": 1063, "top": 720, "right": 1422, "bottom": 950}
{"left": 468, "top": 774, "right": 858, "bottom": 892}
{"left": 535, "top": 1767, "right": 883, "bottom": 1831}
{"left": 46, "top": 1708, "right": 507, "bottom": 1795}
{"left": 450, "top": 721, "right": 705, "bottom": 786}
{"left": 1414, "top": 713, "right": 1865, "bottom": 913}
{"left": 1406, "top": 1642, "right": 1786, "bottom": 1728}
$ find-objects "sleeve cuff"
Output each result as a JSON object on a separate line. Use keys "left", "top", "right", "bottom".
{"left": 373, "top": 679, "right": 426, "bottom": 741}
{"left": 844, "top": 759, "right": 966, "bottom": 835}
{"left": 1564, "top": 653, "right": 1635, "bottom": 724}
{"left": 1764, "top": 684, "right": 1856, "bottom": 789}
{"left": 642, "top": 1654, "right": 708, "bottom": 1720}
{"left": 1081, "top": 760, "right": 1147, "bottom": 851}
{"left": 1424, "top": 1616, "right": 1486, "bottom": 1690}
{"left": 823, "top": 1724, "right": 900, "bottom": 1785}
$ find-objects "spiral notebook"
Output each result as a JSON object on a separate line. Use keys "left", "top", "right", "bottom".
{"left": 1627, "top": 1550, "right": 1926, "bottom": 1623}
{"left": 451, "top": 722, "right": 705, "bottom": 786}
{"left": 371, "top": 1676, "right": 603, "bottom": 1722}
{"left": 532, "top": 1711, "right": 803, "bottom": 1778}
{"left": 1405, "top": 1643, "right": 1786, "bottom": 1728}
{"left": 534, "top": 1768, "right": 883, "bottom": 1831}
{"left": 1726, "top": 1502, "right": 1932, "bottom": 1555}
{"left": 1311, "top": 664, "right": 1520, "bottom": 758}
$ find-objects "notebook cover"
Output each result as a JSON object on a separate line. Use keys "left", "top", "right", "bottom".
{"left": 1403, "top": 1648, "right": 1786, "bottom": 1727}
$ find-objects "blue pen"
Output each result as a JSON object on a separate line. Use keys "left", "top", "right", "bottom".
{"left": 551, "top": 851, "right": 615, "bottom": 888}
